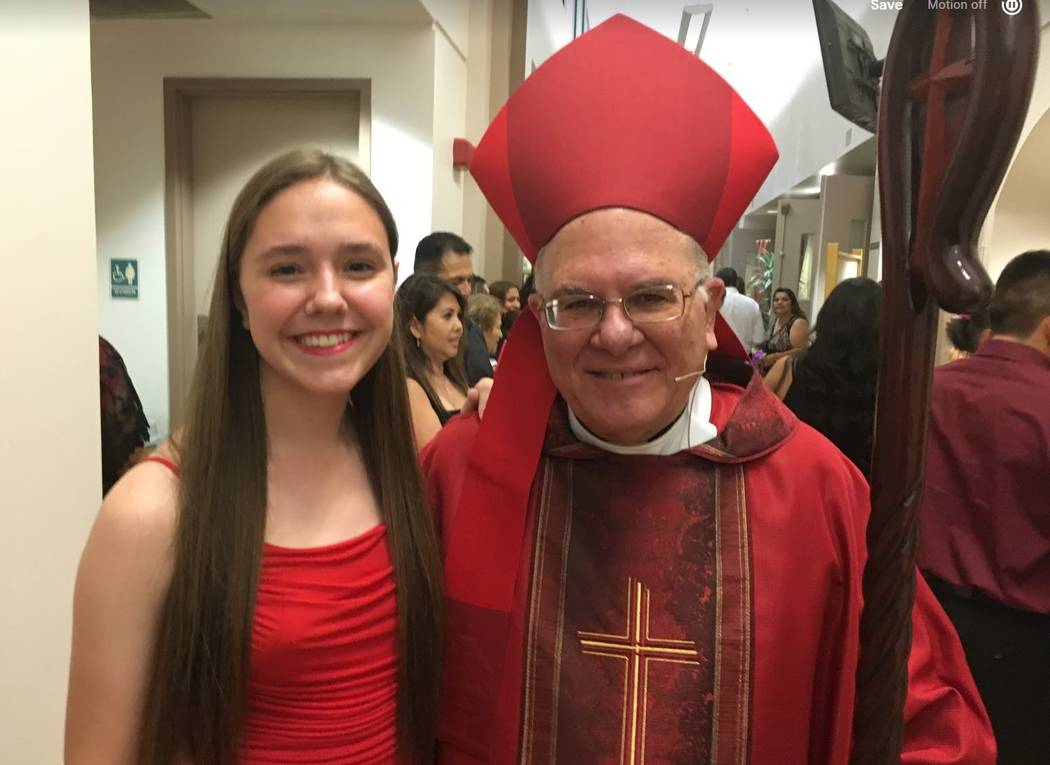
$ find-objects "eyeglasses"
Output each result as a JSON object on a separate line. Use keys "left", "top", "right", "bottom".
{"left": 541, "top": 280, "right": 706, "bottom": 331}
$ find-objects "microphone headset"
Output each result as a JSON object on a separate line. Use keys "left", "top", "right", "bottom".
{"left": 673, "top": 361, "right": 706, "bottom": 383}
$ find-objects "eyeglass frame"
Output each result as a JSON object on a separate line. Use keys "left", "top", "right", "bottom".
{"left": 538, "top": 277, "right": 709, "bottom": 331}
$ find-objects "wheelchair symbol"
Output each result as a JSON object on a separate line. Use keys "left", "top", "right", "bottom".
{"left": 112, "top": 262, "right": 136, "bottom": 285}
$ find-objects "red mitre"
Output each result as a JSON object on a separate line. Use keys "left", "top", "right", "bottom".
{"left": 443, "top": 15, "right": 778, "bottom": 615}
{"left": 471, "top": 14, "right": 777, "bottom": 267}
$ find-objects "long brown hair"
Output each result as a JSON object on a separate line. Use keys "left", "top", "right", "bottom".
{"left": 139, "top": 149, "right": 443, "bottom": 764}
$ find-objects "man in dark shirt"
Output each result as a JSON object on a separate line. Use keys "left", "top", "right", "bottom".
{"left": 918, "top": 249, "right": 1050, "bottom": 765}
{"left": 414, "top": 232, "right": 493, "bottom": 385}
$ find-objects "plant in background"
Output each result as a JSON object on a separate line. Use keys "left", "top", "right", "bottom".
{"left": 749, "top": 239, "right": 775, "bottom": 326}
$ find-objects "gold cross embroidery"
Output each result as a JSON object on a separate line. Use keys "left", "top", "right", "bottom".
{"left": 576, "top": 578, "right": 700, "bottom": 765}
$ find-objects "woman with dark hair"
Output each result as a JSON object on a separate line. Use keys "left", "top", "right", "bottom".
{"left": 488, "top": 280, "right": 521, "bottom": 313}
{"left": 397, "top": 273, "right": 469, "bottom": 449}
{"left": 759, "top": 286, "right": 808, "bottom": 370}
{"left": 67, "top": 149, "right": 443, "bottom": 764}
{"left": 764, "top": 277, "right": 881, "bottom": 476}
{"left": 489, "top": 280, "right": 524, "bottom": 358}
{"left": 945, "top": 308, "right": 990, "bottom": 360}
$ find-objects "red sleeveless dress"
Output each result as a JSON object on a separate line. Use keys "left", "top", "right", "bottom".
{"left": 143, "top": 456, "right": 399, "bottom": 763}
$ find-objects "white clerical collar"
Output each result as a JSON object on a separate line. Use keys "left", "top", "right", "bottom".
{"left": 568, "top": 377, "right": 718, "bottom": 455}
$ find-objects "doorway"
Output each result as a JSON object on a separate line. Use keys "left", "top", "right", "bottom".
{"left": 164, "top": 78, "right": 370, "bottom": 430}
{"left": 773, "top": 198, "right": 821, "bottom": 319}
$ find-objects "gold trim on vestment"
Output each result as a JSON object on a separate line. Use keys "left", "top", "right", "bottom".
{"left": 549, "top": 463, "right": 574, "bottom": 760}
{"left": 711, "top": 466, "right": 753, "bottom": 765}
{"left": 521, "top": 461, "right": 554, "bottom": 765}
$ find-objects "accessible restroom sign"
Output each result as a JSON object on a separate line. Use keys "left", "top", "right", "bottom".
{"left": 111, "top": 259, "right": 139, "bottom": 299}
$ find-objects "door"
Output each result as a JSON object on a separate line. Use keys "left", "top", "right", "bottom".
{"left": 773, "top": 198, "right": 821, "bottom": 318}
{"left": 165, "top": 79, "right": 370, "bottom": 431}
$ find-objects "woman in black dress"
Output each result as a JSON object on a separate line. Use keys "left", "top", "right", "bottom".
{"left": 759, "top": 287, "right": 808, "bottom": 372}
{"left": 396, "top": 274, "right": 469, "bottom": 449}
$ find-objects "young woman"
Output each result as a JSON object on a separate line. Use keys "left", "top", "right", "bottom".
{"left": 490, "top": 280, "right": 524, "bottom": 359}
{"left": 396, "top": 274, "right": 468, "bottom": 450}
{"left": 66, "top": 150, "right": 443, "bottom": 764}
{"left": 488, "top": 280, "right": 521, "bottom": 313}
{"left": 759, "top": 286, "right": 809, "bottom": 371}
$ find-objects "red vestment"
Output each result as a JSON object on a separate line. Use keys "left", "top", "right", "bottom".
{"left": 422, "top": 372, "right": 994, "bottom": 764}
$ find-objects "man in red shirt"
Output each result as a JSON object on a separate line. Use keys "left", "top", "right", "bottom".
{"left": 919, "top": 250, "right": 1050, "bottom": 764}
{"left": 423, "top": 15, "right": 994, "bottom": 764}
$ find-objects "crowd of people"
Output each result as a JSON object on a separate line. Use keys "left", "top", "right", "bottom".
{"left": 74, "top": 14, "right": 1047, "bottom": 765}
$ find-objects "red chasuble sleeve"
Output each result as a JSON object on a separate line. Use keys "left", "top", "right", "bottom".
{"left": 903, "top": 576, "right": 997, "bottom": 764}
{"left": 420, "top": 413, "right": 482, "bottom": 548}
{"left": 743, "top": 420, "right": 995, "bottom": 764}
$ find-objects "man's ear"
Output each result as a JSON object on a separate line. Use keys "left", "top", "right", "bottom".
{"left": 527, "top": 292, "right": 543, "bottom": 320}
{"left": 1037, "top": 314, "right": 1050, "bottom": 352}
{"left": 704, "top": 277, "right": 726, "bottom": 317}
{"left": 701, "top": 277, "right": 725, "bottom": 352}
{"left": 392, "top": 257, "right": 400, "bottom": 283}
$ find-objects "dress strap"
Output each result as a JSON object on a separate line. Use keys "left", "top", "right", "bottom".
{"left": 141, "top": 455, "right": 180, "bottom": 476}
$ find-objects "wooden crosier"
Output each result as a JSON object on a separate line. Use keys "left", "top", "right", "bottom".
{"left": 851, "top": 5, "right": 1039, "bottom": 763}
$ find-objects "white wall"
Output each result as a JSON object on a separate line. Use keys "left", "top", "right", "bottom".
{"left": 524, "top": 0, "right": 573, "bottom": 74}
{"left": 431, "top": 25, "right": 469, "bottom": 233}
{"left": 983, "top": 110, "right": 1050, "bottom": 277}
{"left": 812, "top": 174, "right": 875, "bottom": 318}
{"left": 0, "top": 2, "right": 100, "bottom": 759}
{"left": 421, "top": 0, "right": 471, "bottom": 56}
{"left": 774, "top": 197, "right": 823, "bottom": 315}
{"left": 462, "top": 0, "right": 496, "bottom": 274}
{"left": 866, "top": 177, "right": 882, "bottom": 281}
{"left": 982, "top": 12, "right": 1050, "bottom": 280}
{"left": 91, "top": 20, "right": 439, "bottom": 440}
{"left": 460, "top": 0, "right": 529, "bottom": 282}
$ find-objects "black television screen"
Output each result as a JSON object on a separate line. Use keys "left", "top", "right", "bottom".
{"left": 812, "top": 0, "right": 881, "bottom": 133}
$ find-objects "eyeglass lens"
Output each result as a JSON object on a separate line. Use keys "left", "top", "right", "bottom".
{"left": 548, "top": 285, "right": 683, "bottom": 328}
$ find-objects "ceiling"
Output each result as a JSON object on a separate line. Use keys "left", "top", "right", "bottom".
{"left": 90, "top": 0, "right": 432, "bottom": 24}
{"left": 747, "top": 136, "right": 875, "bottom": 212}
